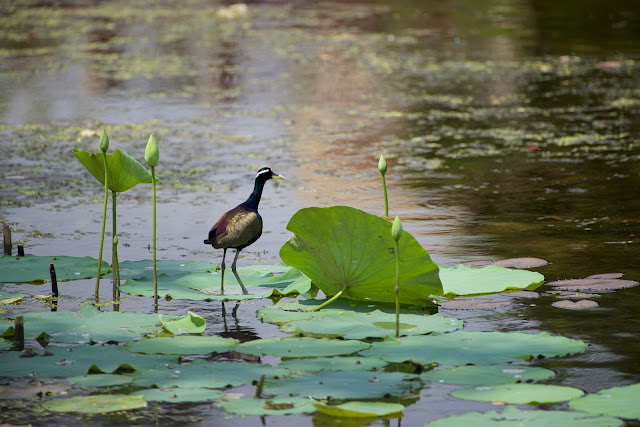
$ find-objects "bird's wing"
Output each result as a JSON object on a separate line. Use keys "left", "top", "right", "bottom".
{"left": 210, "top": 208, "right": 263, "bottom": 249}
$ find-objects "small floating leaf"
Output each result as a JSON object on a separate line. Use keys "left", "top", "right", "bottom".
{"left": 440, "top": 265, "right": 544, "bottom": 297}
{"left": 125, "top": 336, "right": 238, "bottom": 355}
{"left": 569, "top": 383, "right": 640, "bottom": 419}
{"left": 278, "top": 356, "right": 387, "bottom": 372}
{"left": 551, "top": 300, "right": 598, "bottom": 310}
{"left": 217, "top": 396, "right": 316, "bottom": 415}
{"left": 312, "top": 400, "right": 404, "bottom": 417}
{"left": 159, "top": 311, "right": 206, "bottom": 335}
{"left": 42, "top": 394, "right": 146, "bottom": 413}
{"left": 547, "top": 278, "right": 638, "bottom": 292}
{"left": 66, "top": 374, "right": 133, "bottom": 387}
{"left": 451, "top": 383, "right": 584, "bottom": 404}
{"left": 133, "top": 388, "right": 223, "bottom": 403}
{"left": 421, "top": 365, "right": 555, "bottom": 385}
{"left": 236, "top": 337, "right": 370, "bottom": 358}
{"left": 492, "top": 258, "right": 548, "bottom": 268}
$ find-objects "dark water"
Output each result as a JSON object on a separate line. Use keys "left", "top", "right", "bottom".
{"left": 1, "top": 0, "right": 640, "bottom": 425}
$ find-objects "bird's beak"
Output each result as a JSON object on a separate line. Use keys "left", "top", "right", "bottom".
{"left": 272, "top": 173, "right": 285, "bottom": 180}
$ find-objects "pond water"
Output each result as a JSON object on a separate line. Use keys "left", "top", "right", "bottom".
{"left": 1, "top": 0, "right": 640, "bottom": 425}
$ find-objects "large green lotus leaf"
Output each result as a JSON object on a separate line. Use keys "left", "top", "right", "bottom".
{"left": 66, "top": 374, "right": 133, "bottom": 387}
{"left": 124, "top": 336, "right": 238, "bottom": 355}
{"left": 218, "top": 397, "right": 316, "bottom": 415}
{"left": 569, "top": 383, "right": 640, "bottom": 419}
{"left": 159, "top": 311, "right": 206, "bottom": 335}
{"left": 235, "top": 337, "right": 370, "bottom": 358}
{"left": 278, "top": 356, "right": 388, "bottom": 372}
{"left": 425, "top": 405, "right": 623, "bottom": 427}
{"left": 264, "top": 370, "right": 418, "bottom": 399}
{"left": 121, "top": 266, "right": 307, "bottom": 301}
{"left": 0, "top": 305, "right": 179, "bottom": 343}
{"left": 106, "top": 259, "right": 218, "bottom": 280}
{"left": 42, "top": 394, "right": 147, "bottom": 413}
{"left": 421, "top": 365, "right": 555, "bottom": 385}
{"left": 360, "top": 332, "right": 587, "bottom": 365}
{"left": 0, "top": 255, "right": 111, "bottom": 284}
{"left": 280, "top": 310, "right": 463, "bottom": 339}
{"left": 133, "top": 388, "right": 224, "bottom": 403}
{"left": 128, "top": 359, "right": 290, "bottom": 389}
{"left": 73, "top": 147, "right": 152, "bottom": 193}
{"left": 312, "top": 400, "right": 404, "bottom": 418}
{"left": 0, "top": 344, "right": 178, "bottom": 378}
{"left": 451, "top": 383, "right": 584, "bottom": 404}
{"left": 279, "top": 206, "right": 442, "bottom": 305}
{"left": 440, "top": 265, "right": 544, "bottom": 297}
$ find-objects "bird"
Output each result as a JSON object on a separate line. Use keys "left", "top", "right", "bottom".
{"left": 204, "top": 167, "right": 285, "bottom": 295}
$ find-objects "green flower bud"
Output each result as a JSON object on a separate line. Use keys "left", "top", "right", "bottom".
{"left": 391, "top": 215, "right": 403, "bottom": 241}
{"left": 145, "top": 134, "right": 159, "bottom": 167}
{"left": 378, "top": 154, "right": 387, "bottom": 175}
{"left": 99, "top": 130, "right": 109, "bottom": 152}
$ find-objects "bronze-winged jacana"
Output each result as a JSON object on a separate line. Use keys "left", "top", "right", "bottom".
{"left": 204, "top": 167, "right": 285, "bottom": 295}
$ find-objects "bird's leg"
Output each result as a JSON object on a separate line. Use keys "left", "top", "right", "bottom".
{"left": 231, "top": 249, "right": 249, "bottom": 294}
{"left": 220, "top": 248, "right": 227, "bottom": 295}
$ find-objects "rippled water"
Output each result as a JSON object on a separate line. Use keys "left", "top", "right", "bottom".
{"left": 1, "top": 0, "right": 640, "bottom": 425}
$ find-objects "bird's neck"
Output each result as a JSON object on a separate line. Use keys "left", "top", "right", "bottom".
{"left": 245, "top": 179, "right": 266, "bottom": 210}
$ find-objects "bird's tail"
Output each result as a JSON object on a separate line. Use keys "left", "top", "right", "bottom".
{"left": 204, "top": 239, "right": 211, "bottom": 245}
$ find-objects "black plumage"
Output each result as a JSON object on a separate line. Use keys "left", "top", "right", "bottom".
{"left": 204, "top": 167, "right": 284, "bottom": 294}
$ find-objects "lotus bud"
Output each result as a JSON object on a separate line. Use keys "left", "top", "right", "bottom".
{"left": 145, "top": 135, "right": 159, "bottom": 167}
{"left": 378, "top": 154, "right": 387, "bottom": 175}
{"left": 113, "top": 235, "right": 119, "bottom": 246}
{"left": 391, "top": 215, "right": 403, "bottom": 241}
{"left": 99, "top": 130, "right": 109, "bottom": 152}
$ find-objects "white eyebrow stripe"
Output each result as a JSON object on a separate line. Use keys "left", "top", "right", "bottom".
{"left": 256, "top": 169, "right": 271, "bottom": 178}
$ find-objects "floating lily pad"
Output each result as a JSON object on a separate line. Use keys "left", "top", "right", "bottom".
{"left": 569, "top": 383, "right": 640, "bottom": 419}
{"left": 107, "top": 259, "right": 218, "bottom": 280}
{"left": 0, "top": 304, "right": 180, "bottom": 343}
{"left": 133, "top": 387, "right": 224, "bottom": 403}
{"left": 124, "top": 336, "right": 238, "bottom": 355}
{"left": 42, "top": 394, "right": 147, "bottom": 413}
{"left": 500, "top": 291, "right": 539, "bottom": 298}
{"left": 550, "top": 291, "right": 598, "bottom": 299}
{"left": 279, "top": 310, "right": 463, "bottom": 339}
{"left": 585, "top": 273, "right": 624, "bottom": 279}
{"left": 360, "top": 332, "right": 587, "bottom": 365}
{"left": 278, "top": 356, "right": 388, "bottom": 372}
{"left": 552, "top": 300, "right": 598, "bottom": 310}
{"left": 451, "top": 383, "right": 584, "bottom": 404}
{"left": 218, "top": 396, "right": 316, "bottom": 415}
{"left": 0, "top": 255, "right": 111, "bottom": 284}
{"left": 265, "top": 370, "right": 418, "bottom": 399}
{"left": 66, "top": 374, "right": 133, "bottom": 387}
{"left": 547, "top": 278, "right": 638, "bottom": 292}
{"left": 159, "top": 311, "right": 206, "bottom": 335}
{"left": 492, "top": 258, "right": 549, "bottom": 268}
{"left": 235, "top": 337, "right": 370, "bottom": 358}
{"left": 426, "top": 405, "right": 623, "bottom": 427}
{"left": 0, "top": 382, "right": 71, "bottom": 399}
{"left": 440, "top": 265, "right": 544, "bottom": 297}
{"left": 421, "top": 365, "right": 555, "bottom": 385}
{"left": 129, "top": 359, "right": 290, "bottom": 389}
{"left": 312, "top": 400, "right": 404, "bottom": 417}
{"left": 279, "top": 206, "right": 443, "bottom": 306}
{"left": 440, "top": 298, "right": 511, "bottom": 310}
{"left": 0, "top": 344, "right": 178, "bottom": 378}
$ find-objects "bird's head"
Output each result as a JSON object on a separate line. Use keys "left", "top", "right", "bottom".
{"left": 256, "top": 167, "right": 285, "bottom": 182}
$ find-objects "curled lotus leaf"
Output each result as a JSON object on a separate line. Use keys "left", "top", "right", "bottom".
{"left": 73, "top": 147, "right": 152, "bottom": 193}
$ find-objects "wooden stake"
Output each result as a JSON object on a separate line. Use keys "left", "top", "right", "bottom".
{"left": 3, "top": 223, "right": 11, "bottom": 256}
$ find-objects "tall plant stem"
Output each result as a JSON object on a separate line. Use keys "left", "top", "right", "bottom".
{"left": 112, "top": 191, "right": 120, "bottom": 310}
{"left": 394, "top": 240, "right": 400, "bottom": 338}
{"left": 95, "top": 153, "right": 109, "bottom": 302}
{"left": 309, "top": 284, "right": 348, "bottom": 312}
{"left": 382, "top": 174, "right": 389, "bottom": 219}
{"left": 151, "top": 167, "right": 158, "bottom": 311}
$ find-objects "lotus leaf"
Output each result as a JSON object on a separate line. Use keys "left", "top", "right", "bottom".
{"left": 66, "top": 374, "right": 133, "bottom": 387}
{"left": 569, "top": 383, "right": 640, "bottom": 419}
{"left": 421, "top": 365, "right": 555, "bottom": 385}
{"left": 0, "top": 304, "right": 180, "bottom": 343}
{"left": 451, "top": 383, "right": 584, "bottom": 404}
{"left": 425, "top": 405, "right": 623, "bottom": 427}
{"left": 42, "top": 394, "right": 147, "bottom": 413}
{"left": 235, "top": 337, "right": 370, "bottom": 358}
{"left": 279, "top": 310, "right": 463, "bottom": 339}
{"left": 133, "top": 388, "right": 224, "bottom": 403}
{"left": 159, "top": 311, "right": 206, "bottom": 335}
{"left": 360, "top": 332, "right": 587, "bottom": 365}
{"left": 279, "top": 206, "right": 442, "bottom": 306}
{"left": 0, "top": 345, "right": 178, "bottom": 378}
{"left": 125, "top": 336, "right": 238, "bottom": 355}
{"left": 439, "top": 265, "right": 544, "bottom": 297}
{"left": 217, "top": 396, "right": 316, "bottom": 415}
{"left": 73, "top": 147, "right": 152, "bottom": 193}
{"left": 0, "top": 255, "right": 111, "bottom": 284}
{"left": 107, "top": 259, "right": 218, "bottom": 280}
{"left": 264, "top": 370, "right": 418, "bottom": 399}
{"left": 312, "top": 400, "right": 404, "bottom": 417}
{"left": 128, "top": 359, "right": 290, "bottom": 389}
{"left": 278, "top": 356, "right": 388, "bottom": 372}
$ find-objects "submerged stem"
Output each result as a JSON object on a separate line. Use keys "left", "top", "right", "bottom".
{"left": 309, "top": 284, "right": 348, "bottom": 312}
{"left": 394, "top": 240, "right": 400, "bottom": 338}
{"left": 151, "top": 167, "right": 158, "bottom": 311}
{"left": 95, "top": 152, "right": 109, "bottom": 302}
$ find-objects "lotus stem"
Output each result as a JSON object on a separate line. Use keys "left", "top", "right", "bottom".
{"left": 95, "top": 140, "right": 109, "bottom": 302}
{"left": 112, "top": 190, "right": 120, "bottom": 310}
{"left": 378, "top": 154, "right": 389, "bottom": 219}
{"left": 391, "top": 216, "right": 403, "bottom": 338}
{"left": 309, "top": 284, "right": 347, "bottom": 312}
{"left": 151, "top": 166, "right": 158, "bottom": 311}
